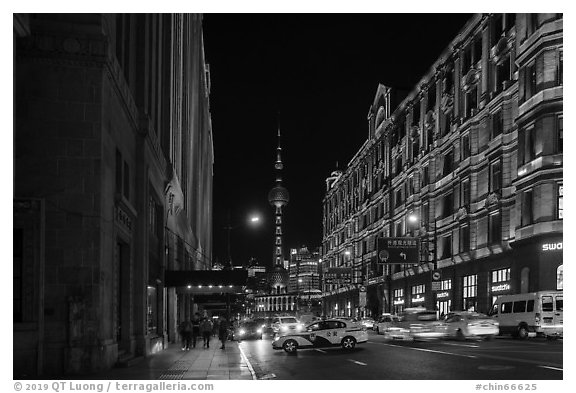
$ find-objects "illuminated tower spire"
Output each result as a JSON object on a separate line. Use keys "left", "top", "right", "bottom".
{"left": 268, "top": 126, "right": 289, "bottom": 269}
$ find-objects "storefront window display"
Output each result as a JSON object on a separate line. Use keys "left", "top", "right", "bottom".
{"left": 463, "top": 274, "right": 477, "bottom": 311}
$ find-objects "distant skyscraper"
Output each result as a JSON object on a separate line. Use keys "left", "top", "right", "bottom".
{"left": 267, "top": 127, "right": 290, "bottom": 293}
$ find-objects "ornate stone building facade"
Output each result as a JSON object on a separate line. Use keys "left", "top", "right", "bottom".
{"left": 321, "top": 14, "right": 562, "bottom": 319}
{"left": 14, "top": 14, "right": 213, "bottom": 377}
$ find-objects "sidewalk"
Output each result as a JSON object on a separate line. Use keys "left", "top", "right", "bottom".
{"left": 86, "top": 339, "right": 256, "bottom": 380}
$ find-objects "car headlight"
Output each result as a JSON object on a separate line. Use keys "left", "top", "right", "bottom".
{"left": 239, "top": 329, "right": 246, "bottom": 335}
{"left": 257, "top": 329, "right": 262, "bottom": 333}
{"left": 296, "top": 324, "right": 304, "bottom": 331}
{"left": 280, "top": 325, "right": 288, "bottom": 331}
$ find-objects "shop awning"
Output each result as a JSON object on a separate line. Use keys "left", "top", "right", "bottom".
{"left": 164, "top": 269, "right": 248, "bottom": 293}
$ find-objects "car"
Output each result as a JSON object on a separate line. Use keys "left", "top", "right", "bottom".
{"left": 374, "top": 313, "right": 400, "bottom": 334}
{"left": 442, "top": 311, "right": 499, "bottom": 340}
{"left": 253, "top": 317, "right": 273, "bottom": 333}
{"left": 383, "top": 307, "right": 446, "bottom": 341}
{"left": 232, "top": 321, "right": 263, "bottom": 341}
{"left": 272, "top": 319, "right": 368, "bottom": 353}
{"left": 359, "top": 317, "right": 375, "bottom": 330}
{"left": 271, "top": 316, "right": 305, "bottom": 335}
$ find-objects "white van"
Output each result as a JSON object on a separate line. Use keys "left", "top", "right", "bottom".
{"left": 488, "top": 291, "right": 563, "bottom": 339}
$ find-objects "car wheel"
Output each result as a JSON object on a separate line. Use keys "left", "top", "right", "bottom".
{"left": 517, "top": 325, "right": 529, "bottom": 340}
{"left": 456, "top": 329, "right": 465, "bottom": 341}
{"left": 341, "top": 336, "right": 357, "bottom": 350}
{"left": 283, "top": 339, "right": 298, "bottom": 353}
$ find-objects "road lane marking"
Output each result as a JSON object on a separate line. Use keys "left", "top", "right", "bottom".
{"left": 347, "top": 359, "right": 367, "bottom": 366}
{"left": 315, "top": 349, "right": 327, "bottom": 353}
{"left": 444, "top": 342, "right": 480, "bottom": 348}
{"left": 237, "top": 343, "right": 257, "bottom": 380}
{"left": 380, "top": 342, "right": 477, "bottom": 359}
{"left": 539, "top": 366, "right": 563, "bottom": 371}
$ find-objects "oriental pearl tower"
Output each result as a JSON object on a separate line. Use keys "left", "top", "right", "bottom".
{"left": 267, "top": 127, "right": 290, "bottom": 294}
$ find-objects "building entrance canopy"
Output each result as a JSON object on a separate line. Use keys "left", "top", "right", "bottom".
{"left": 164, "top": 269, "right": 248, "bottom": 294}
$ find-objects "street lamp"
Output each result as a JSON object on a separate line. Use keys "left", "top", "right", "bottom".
{"left": 408, "top": 213, "right": 437, "bottom": 270}
{"left": 224, "top": 213, "right": 262, "bottom": 268}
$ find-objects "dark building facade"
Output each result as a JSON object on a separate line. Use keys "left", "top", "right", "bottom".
{"left": 321, "top": 14, "right": 562, "bottom": 319}
{"left": 14, "top": 14, "right": 213, "bottom": 377}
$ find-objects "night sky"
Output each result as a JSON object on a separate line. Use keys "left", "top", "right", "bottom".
{"left": 202, "top": 14, "right": 472, "bottom": 268}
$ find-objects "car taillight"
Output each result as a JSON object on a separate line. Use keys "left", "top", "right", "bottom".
{"left": 535, "top": 313, "right": 541, "bottom": 323}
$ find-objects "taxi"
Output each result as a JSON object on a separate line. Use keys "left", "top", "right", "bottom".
{"left": 272, "top": 318, "right": 368, "bottom": 353}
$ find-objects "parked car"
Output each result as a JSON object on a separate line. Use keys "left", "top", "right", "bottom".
{"left": 272, "top": 319, "right": 368, "bottom": 353}
{"left": 359, "top": 317, "right": 375, "bottom": 330}
{"left": 488, "top": 291, "right": 563, "bottom": 339}
{"left": 232, "top": 321, "right": 263, "bottom": 341}
{"left": 442, "top": 311, "right": 499, "bottom": 340}
{"left": 271, "top": 316, "right": 304, "bottom": 335}
{"left": 383, "top": 307, "right": 446, "bottom": 341}
{"left": 375, "top": 313, "right": 400, "bottom": 334}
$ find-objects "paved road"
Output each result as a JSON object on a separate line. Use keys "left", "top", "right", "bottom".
{"left": 239, "top": 331, "right": 563, "bottom": 380}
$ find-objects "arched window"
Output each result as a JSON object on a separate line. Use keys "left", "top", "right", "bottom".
{"left": 557, "top": 265, "right": 563, "bottom": 290}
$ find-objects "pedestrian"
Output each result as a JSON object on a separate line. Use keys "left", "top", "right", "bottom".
{"left": 219, "top": 316, "right": 229, "bottom": 350}
{"left": 191, "top": 313, "right": 201, "bottom": 348}
{"left": 200, "top": 317, "right": 213, "bottom": 348}
{"left": 178, "top": 318, "right": 193, "bottom": 350}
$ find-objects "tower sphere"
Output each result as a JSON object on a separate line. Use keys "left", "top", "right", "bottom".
{"left": 268, "top": 185, "right": 289, "bottom": 207}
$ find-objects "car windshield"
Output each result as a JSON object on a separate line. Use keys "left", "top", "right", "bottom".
{"left": 241, "top": 322, "right": 259, "bottom": 328}
{"left": 280, "top": 317, "right": 298, "bottom": 324}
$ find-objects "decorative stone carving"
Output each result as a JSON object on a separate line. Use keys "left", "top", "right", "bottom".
{"left": 440, "top": 92, "right": 454, "bottom": 113}
{"left": 425, "top": 109, "right": 436, "bottom": 129}
{"left": 462, "top": 67, "right": 480, "bottom": 92}
{"left": 457, "top": 206, "right": 468, "bottom": 219}
{"left": 484, "top": 192, "right": 500, "bottom": 208}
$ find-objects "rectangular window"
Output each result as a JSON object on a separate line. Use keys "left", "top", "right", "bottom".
{"left": 466, "top": 87, "right": 478, "bottom": 118}
{"left": 461, "top": 178, "right": 471, "bottom": 206}
{"left": 521, "top": 190, "right": 534, "bottom": 226}
{"left": 527, "top": 299, "right": 535, "bottom": 312}
{"left": 492, "top": 110, "right": 503, "bottom": 139}
{"left": 443, "top": 150, "right": 454, "bottom": 177}
{"left": 521, "top": 126, "right": 535, "bottom": 164}
{"left": 463, "top": 274, "right": 478, "bottom": 311}
{"left": 459, "top": 225, "right": 470, "bottom": 252}
{"left": 525, "top": 61, "right": 537, "bottom": 100}
{"left": 442, "top": 192, "right": 453, "bottom": 219}
{"left": 501, "top": 302, "right": 512, "bottom": 313}
{"left": 490, "top": 160, "right": 502, "bottom": 192}
{"left": 412, "top": 101, "right": 420, "bottom": 125}
{"left": 422, "top": 203, "right": 429, "bottom": 226}
{"left": 428, "top": 83, "right": 436, "bottom": 110}
{"left": 557, "top": 116, "right": 563, "bottom": 153}
{"left": 492, "top": 268, "right": 510, "bottom": 283}
{"left": 422, "top": 166, "right": 429, "bottom": 187}
{"left": 461, "top": 134, "right": 471, "bottom": 160}
{"left": 542, "top": 296, "right": 554, "bottom": 312}
{"left": 513, "top": 301, "right": 527, "bottom": 313}
{"left": 489, "top": 212, "right": 502, "bottom": 244}
{"left": 441, "top": 234, "right": 452, "bottom": 259}
{"left": 123, "top": 161, "right": 130, "bottom": 200}
{"left": 558, "top": 184, "right": 563, "bottom": 220}
{"left": 441, "top": 279, "right": 452, "bottom": 290}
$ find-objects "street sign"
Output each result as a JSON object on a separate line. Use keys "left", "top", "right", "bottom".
{"left": 432, "top": 270, "right": 442, "bottom": 281}
{"left": 324, "top": 267, "right": 353, "bottom": 284}
{"left": 359, "top": 285, "right": 366, "bottom": 292}
{"left": 431, "top": 281, "right": 442, "bottom": 291}
{"left": 377, "top": 237, "right": 420, "bottom": 264}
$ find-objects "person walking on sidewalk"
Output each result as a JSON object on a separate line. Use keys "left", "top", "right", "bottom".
{"left": 191, "top": 313, "right": 201, "bottom": 348}
{"left": 178, "top": 318, "right": 193, "bottom": 350}
{"left": 200, "top": 317, "right": 213, "bottom": 348}
{"left": 219, "top": 316, "right": 229, "bottom": 349}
